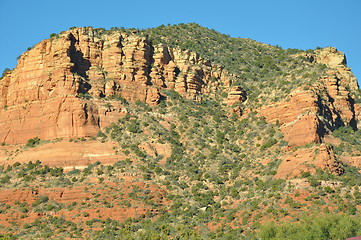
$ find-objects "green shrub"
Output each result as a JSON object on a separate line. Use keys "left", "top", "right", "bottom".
{"left": 127, "top": 121, "right": 142, "bottom": 133}
{"left": 67, "top": 169, "right": 81, "bottom": 175}
{"left": 26, "top": 137, "right": 41, "bottom": 148}
{"left": 260, "top": 138, "right": 278, "bottom": 150}
{"left": 0, "top": 68, "right": 11, "bottom": 80}
{"left": 259, "top": 214, "right": 361, "bottom": 240}
{"left": 49, "top": 33, "right": 58, "bottom": 38}
{"left": 309, "top": 178, "right": 321, "bottom": 187}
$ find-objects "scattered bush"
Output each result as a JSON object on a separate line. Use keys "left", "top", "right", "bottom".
{"left": 26, "top": 137, "right": 41, "bottom": 148}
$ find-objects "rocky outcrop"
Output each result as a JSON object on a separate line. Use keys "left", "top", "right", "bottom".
{"left": 276, "top": 144, "right": 344, "bottom": 178}
{"left": 61, "top": 27, "right": 230, "bottom": 101}
{"left": 320, "top": 145, "right": 344, "bottom": 175}
{"left": 315, "top": 47, "right": 346, "bottom": 67}
{"left": 0, "top": 141, "right": 121, "bottom": 169}
{"left": 0, "top": 27, "right": 231, "bottom": 144}
{"left": 225, "top": 86, "right": 246, "bottom": 106}
{"left": 260, "top": 89, "right": 323, "bottom": 146}
{"left": 260, "top": 48, "right": 358, "bottom": 147}
{"left": 260, "top": 47, "right": 358, "bottom": 178}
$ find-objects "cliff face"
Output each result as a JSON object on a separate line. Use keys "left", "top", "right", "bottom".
{"left": 260, "top": 47, "right": 359, "bottom": 147}
{"left": 0, "top": 27, "right": 232, "bottom": 144}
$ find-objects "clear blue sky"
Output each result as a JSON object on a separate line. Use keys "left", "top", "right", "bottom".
{"left": 0, "top": 0, "right": 360, "bottom": 84}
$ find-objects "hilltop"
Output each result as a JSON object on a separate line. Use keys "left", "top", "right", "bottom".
{"left": 0, "top": 24, "right": 360, "bottom": 239}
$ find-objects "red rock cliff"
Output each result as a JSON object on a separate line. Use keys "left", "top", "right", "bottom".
{"left": 260, "top": 47, "right": 359, "bottom": 147}
{"left": 0, "top": 27, "right": 232, "bottom": 144}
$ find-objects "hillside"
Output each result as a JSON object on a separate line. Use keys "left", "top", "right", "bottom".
{"left": 0, "top": 23, "right": 361, "bottom": 239}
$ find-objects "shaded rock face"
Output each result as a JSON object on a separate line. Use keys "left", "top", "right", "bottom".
{"left": 260, "top": 48, "right": 359, "bottom": 147}
{"left": 0, "top": 27, "right": 231, "bottom": 144}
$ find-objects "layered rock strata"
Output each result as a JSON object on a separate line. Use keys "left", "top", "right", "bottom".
{"left": 260, "top": 47, "right": 359, "bottom": 147}
{"left": 276, "top": 144, "right": 344, "bottom": 178}
{"left": 260, "top": 47, "right": 359, "bottom": 177}
{"left": 0, "top": 27, "right": 231, "bottom": 144}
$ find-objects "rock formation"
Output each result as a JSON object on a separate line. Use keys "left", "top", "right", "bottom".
{"left": 258, "top": 47, "right": 359, "bottom": 177}
{"left": 315, "top": 47, "right": 347, "bottom": 67}
{"left": 0, "top": 27, "right": 231, "bottom": 144}
{"left": 225, "top": 86, "right": 246, "bottom": 106}
{"left": 276, "top": 144, "right": 344, "bottom": 178}
{"left": 260, "top": 47, "right": 359, "bottom": 147}
{"left": 0, "top": 26, "right": 359, "bottom": 180}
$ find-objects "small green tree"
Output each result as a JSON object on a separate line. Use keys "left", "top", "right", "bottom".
{"left": 1, "top": 68, "right": 11, "bottom": 79}
{"left": 26, "top": 137, "right": 41, "bottom": 148}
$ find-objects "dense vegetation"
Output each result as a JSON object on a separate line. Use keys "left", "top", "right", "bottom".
{"left": 0, "top": 96, "right": 360, "bottom": 239}
{"left": 259, "top": 214, "right": 361, "bottom": 240}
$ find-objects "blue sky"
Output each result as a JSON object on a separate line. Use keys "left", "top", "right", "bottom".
{"left": 0, "top": 0, "right": 360, "bottom": 84}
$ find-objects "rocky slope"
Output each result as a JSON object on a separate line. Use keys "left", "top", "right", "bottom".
{"left": 259, "top": 47, "right": 359, "bottom": 176}
{"left": 261, "top": 47, "right": 358, "bottom": 146}
{"left": 0, "top": 24, "right": 360, "bottom": 239}
{"left": 0, "top": 27, "right": 233, "bottom": 144}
